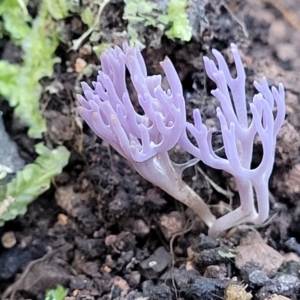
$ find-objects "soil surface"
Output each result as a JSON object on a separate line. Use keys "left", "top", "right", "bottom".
{"left": 1, "top": 0, "right": 300, "bottom": 299}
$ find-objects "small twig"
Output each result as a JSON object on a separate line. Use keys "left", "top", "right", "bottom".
{"left": 2, "top": 244, "right": 72, "bottom": 300}
{"left": 252, "top": 212, "right": 278, "bottom": 229}
{"left": 70, "top": 0, "right": 111, "bottom": 51}
{"left": 168, "top": 217, "right": 195, "bottom": 300}
{"left": 2, "top": 251, "right": 54, "bottom": 300}
{"left": 169, "top": 217, "right": 194, "bottom": 265}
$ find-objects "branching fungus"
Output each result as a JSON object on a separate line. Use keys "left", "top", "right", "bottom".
{"left": 77, "top": 44, "right": 216, "bottom": 228}
{"left": 179, "top": 44, "right": 285, "bottom": 236}
{"left": 77, "top": 43, "right": 285, "bottom": 237}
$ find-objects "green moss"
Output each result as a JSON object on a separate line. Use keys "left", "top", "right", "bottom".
{"left": 164, "top": 0, "right": 192, "bottom": 41}
{"left": 123, "top": 0, "right": 192, "bottom": 46}
{"left": 0, "top": 144, "right": 70, "bottom": 226}
{"left": 0, "top": 0, "right": 60, "bottom": 138}
{"left": 0, "top": 0, "right": 31, "bottom": 44}
{"left": 0, "top": 1, "right": 71, "bottom": 226}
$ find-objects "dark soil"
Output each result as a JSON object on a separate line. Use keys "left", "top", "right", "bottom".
{"left": 1, "top": 0, "right": 300, "bottom": 299}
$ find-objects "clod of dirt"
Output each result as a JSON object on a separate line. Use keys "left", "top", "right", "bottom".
{"left": 235, "top": 231, "right": 284, "bottom": 275}
{"left": 109, "top": 190, "right": 132, "bottom": 219}
{"left": 113, "top": 231, "right": 136, "bottom": 253}
{"left": 283, "top": 238, "right": 300, "bottom": 256}
{"left": 115, "top": 250, "right": 135, "bottom": 272}
{"left": 141, "top": 279, "right": 155, "bottom": 295}
{"left": 159, "top": 211, "right": 185, "bottom": 240}
{"left": 70, "top": 274, "right": 93, "bottom": 290}
{"left": 81, "top": 262, "right": 100, "bottom": 277}
{"left": 44, "top": 110, "right": 74, "bottom": 143}
{"left": 110, "top": 276, "right": 130, "bottom": 294}
{"left": 75, "top": 237, "right": 105, "bottom": 259}
{"left": 145, "top": 188, "right": 167, "bottom": 206}
{"left": 0, "top": 245, "right": 45, "bottom": 280}
{"left": 103, "top": 254, "right": 116, "bottom": 271}
{"left": 140, "top": 246, "right": 172, "bottom": 280}
{"left": 256, "top": 274, "right": 300, "bottom": 300}
{"left": 147, "top": 283, "right": 173, "bottom": 300}
{"left": 180, "top": 276, "right": 227, "bottom": 300}
{"left": 105, "top": 235, "right": 117, "bottom": 247}
{"left": 274, "top": 121, "right": 300, "bottom": 167}
{"left": 279, "top": 164, "right": 300, "bottom": 200}
{"left": 129, "top": 219, "right": 150, "bottom": 238}
{"left": 55, "top": 185, "right": 77, "bottom": 214}
{"left": 160, "top": 268, "right": 200, "bottom": 288}
{"left": 192, "top": 233, "right": 220, "bottom": 252}
{"left": 279, "top": 260, "right": 300, "bottom": 279}
{"left": 248, "top": 269, "right": 271, "bottom": 287}
{"left": 126, "top": 290, "right": 144, "bottom": 299}
{"left": 289, "top": 210, "right": 300, "bottom": 237}
{"left": 203, "top": 263, "right": 227, "bottom": 279}
{"left": 193, "top": 246, "right": 231, "bottom": 271}
{"left": 92, "top": 274, "right": 112, "bottom": 296}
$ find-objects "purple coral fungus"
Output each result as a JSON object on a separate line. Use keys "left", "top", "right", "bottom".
{"left": 77, "top": 44, "right": 216, "bottom": 228}
{"left": 179, "top": 43, "right": 285, "bottom": 236}
{"left": 77, "top": 42, "right": 285, "bottom": 237}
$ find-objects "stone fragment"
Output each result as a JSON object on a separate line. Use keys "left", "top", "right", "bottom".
{"left": 140, "top": 247, "right": 171, "bottom": 279}
{"left": 235, "top": 232, "right": 284, "bottom": 274}
{"left": 265, "top": 295, "right": 291, "bottom": 300}
{"left": 128, "top": 270, "right": 141, "bottom": 287}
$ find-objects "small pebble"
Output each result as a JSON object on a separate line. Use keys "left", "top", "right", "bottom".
{"left": 129, "top": 271, "right": 141, "bottom": 287}
{"left": 57, "top": 213, "right": 68, "bottom": 225}
{"left": 75, "top": 57, "right": 87, "bottom": 73}
{"left": 1, "top": 231, "right": 17, "bottom": 248}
